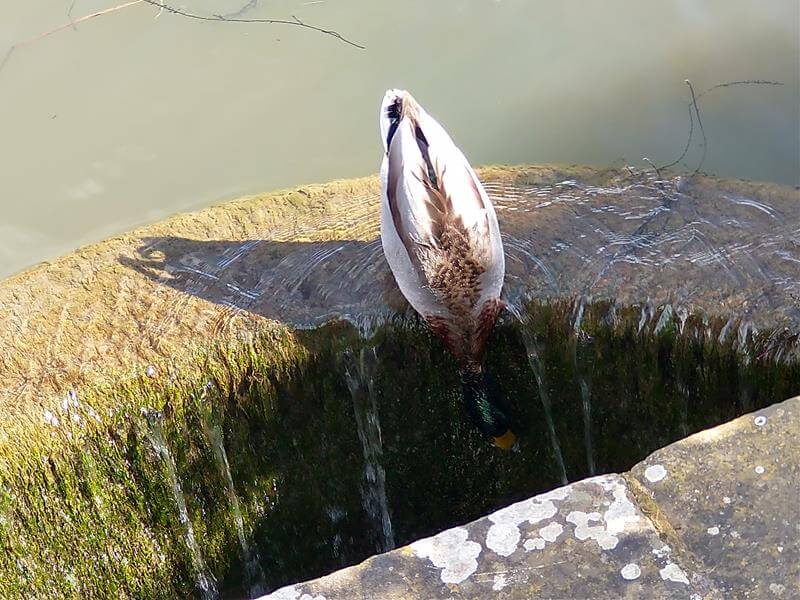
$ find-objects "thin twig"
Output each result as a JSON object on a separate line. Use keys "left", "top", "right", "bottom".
{"left": 695, "top": 79, "right": 783, "bottom": 102}
{"left": 0, "top": 0, "right": 362, "bottom": 77}
{"left": 641, "top": 157, "right": 663, "bottom": 180}
{"left": 659, "top": 100, "right": 694, "bottom": 171}
{"left": 0, "top": 0, "right": 145, "bottom": 78}
{"left": 658, "top": 79, "right": 783, "bottom": 173}
{"left": 685, "top": 80, "right": 707, "bottom": 176}
{"left": 68, "top": 0, "right": 79, "bottom": 30}
{"left": 140, "top": 0, "right": 365, "bottom": 49}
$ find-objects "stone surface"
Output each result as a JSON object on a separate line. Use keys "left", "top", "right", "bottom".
{"left": 258, "top": 398, "right": 800, "bottom": 600}
{"left": 258, "top": 475, "right": 712, "bottom": 599}
{"left": 630, "top": 396, "right": 800, "bottom": 599}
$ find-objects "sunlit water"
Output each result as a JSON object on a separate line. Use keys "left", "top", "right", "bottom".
{"left": 1, "top": 0, "right": 798, "bottom": 279}
{"left": 126, "top": 168, "right": 800, "bottom": 336}
{"left": 145, "top": 411, "right": 220, "bottom": 600}
{"left": 342, "top": 347, "right": 395, "bottom": 553}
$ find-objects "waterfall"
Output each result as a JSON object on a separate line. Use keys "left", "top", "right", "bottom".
{"left": 519, "top": 330, "right": 569, "bottom": 485}
{"left": 343, "top": 347, "right": 395, "bottom": 553}
{"left": 199, "top": 403, "right": 266, "bottom": 597}
{"left": 572, "top": 297, "right": 596, "bottom": 475}
{"left": 145, "top": 412, "right": 219, "bottom": 600}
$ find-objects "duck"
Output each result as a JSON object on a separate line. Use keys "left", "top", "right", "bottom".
{"left": 378, "top": 89, "right": 517, "bottom": 451}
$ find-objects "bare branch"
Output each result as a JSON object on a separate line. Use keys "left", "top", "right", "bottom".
{"left": 1, "top": 0, "right": 145, "bottom": 78}
{"left": 695, "top": 79, "right": 783, "bottom": 102}
{"left": 659, "top": 96, "right": 694, "bottom": 171}
{"left": 68, "top": 0, "right": 79, "bottom": 30}
{"left": 658, "top": 79, "right": 783, "bottom": 174}
{"left": 140, "top": 0, "right": 365, "bottom": 49}
{"left": 685, "top": 80, "right": 707, "bottom": 176}
{"left": 0, "top": 0, "right": 363, "bottom": 77}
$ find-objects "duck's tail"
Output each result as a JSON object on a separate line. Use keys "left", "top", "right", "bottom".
{"left": 379, "top": 89, "right": 408, "bottom": 153}
{"left": 460, "top": 368, "right": 518, "bottom": 451}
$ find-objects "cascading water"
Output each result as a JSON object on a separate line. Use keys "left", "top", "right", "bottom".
{"left": 342, "top": 347, "right": 395, "bottom": 553}
{"left": 519, "top": 327, "right": 569, "bottom": 486}
{"left": 571, "top": 297, "right": 596, "bottom": 476}
{"left": 737, "top": 320, "right": 756, "bottom": 414}
{"left": 198, "top": 395, "right": 266, "bottom": 597}
{"left": 144, "top": 411, "right": 219, "bottom": 600}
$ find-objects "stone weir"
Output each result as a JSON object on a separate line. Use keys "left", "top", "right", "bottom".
{"left": 0, "top": 165, "right": 797, "bottom": 598}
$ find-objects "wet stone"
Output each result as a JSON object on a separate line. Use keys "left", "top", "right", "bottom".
{"left": 257, "top": 475, "right": 709, "bottom": 599}
{"left": 630, "top": 396, "right": 800, "bottom": 599}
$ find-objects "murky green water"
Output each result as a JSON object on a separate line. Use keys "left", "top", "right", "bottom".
{"left": 1, "top": 0, "right": 797, "bottom": 278}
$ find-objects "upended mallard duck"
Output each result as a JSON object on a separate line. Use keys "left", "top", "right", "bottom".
{"left": 379, "top": 89, "right": 517, "bottom": 450}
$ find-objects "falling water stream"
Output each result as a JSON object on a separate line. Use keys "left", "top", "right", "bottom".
{"left": 342, "top": 347, "right": 395, "bottom": 553}
{"left": 571, "top": 297, "right": 596, "bottom": 476}
{"left": 145, "top": 412, "right": 219, "bottom": 600}
{"left": 519, "top": 329, "right": 569, "bottom": 486}
{"left": 198, "top": 399, "right": 266, "bottom": 597}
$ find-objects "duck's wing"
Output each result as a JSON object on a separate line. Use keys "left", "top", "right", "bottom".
{"left": 380, "top": 90, "right": 504, "bottom": 303}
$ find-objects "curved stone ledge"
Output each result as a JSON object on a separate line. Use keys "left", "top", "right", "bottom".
{"left": 260, "top": 397, "right": 798, "bottom": 599}
{"left": 0, "top": 166, "right": 797, "bottom": 598}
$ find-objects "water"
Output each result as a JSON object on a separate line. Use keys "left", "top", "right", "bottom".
{"left": 519, "top": 328, "right": 569, "bottom": 486}
{"left": 1, "top": 1, "right": 798, "bottom": 279}
{"left": 199, "top": 401, "right": 266, "bottom": 597}
{"left": 112, "top": 167, "right": 800, "bottom": 343}
{"left": 144, "top": 411, "right": 219, "bottom": 600}
{"left": 571, "top": 297, "right": 595, "bottom": 476}
{"left": 342, "top": 346, "right": 395, "bottom": 553}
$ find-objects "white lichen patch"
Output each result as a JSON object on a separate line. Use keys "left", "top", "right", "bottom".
{"left": 492, "top": 573, "right": 508, "bottom": 591}
{"left": 411, "top": 527, "right": 482, "bottom": 584}
{"left": 723, "top": 496, "right": 732, "bottom": 504}
{"left": 523, "top": 538, "right": 546, "bottom": 551}
{"left": 620, "top": 563, "right": 641, "bottom": 580}
{"left": 486, "top": 522, "right": 521, "bottom": 557}
{"left": 652, "top": 544, "right": 671, "bottom": 559}
{"left": 565, "top": 477, "right": 640, "bottom": 551}
{"left": 754, "top": 415, "right": 767, "bottom": 426}
{"left": 255, "top": 585, "right": 327, "bottom": 600}
{"left": 755, "top": 465, "right": 765, "bottom": 474}
{"left": 644, "top": 464, "right": 667, "bottom": 483}
{"left": 484, "top": 487, "right": 568, "bottom": 557}
{"left": 601, "top": 479, "right": 640, "bottom": 537}
{"left": 566, "top": 511, "right": 615, "bottom": 549}
{"left": 539, "top": 522, "right": 563, "bottom": 543}
{"left": 769, "top": 583, "right": 786, "bottom": 595}
{"left": 707, "top": 526, "right": 720, "bottom": 536}
{"left": 659, "top": 562, "right": 689, "bottom": 585}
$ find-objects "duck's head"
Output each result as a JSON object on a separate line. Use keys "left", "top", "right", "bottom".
{"left": 460, "top": 369, "right": 518, "bottom": 451}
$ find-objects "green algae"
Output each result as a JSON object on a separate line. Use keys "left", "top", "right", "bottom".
{"left": 0, "top": 299, "right": 798, "bottom": 598}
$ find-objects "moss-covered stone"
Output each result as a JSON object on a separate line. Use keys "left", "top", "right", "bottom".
{"left": 0, "top": 166, "right": 797, "bottom": 598}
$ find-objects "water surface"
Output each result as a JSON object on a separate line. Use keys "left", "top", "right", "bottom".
{"left": 1, "top": 0, "right": 797, "bottom": 279}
